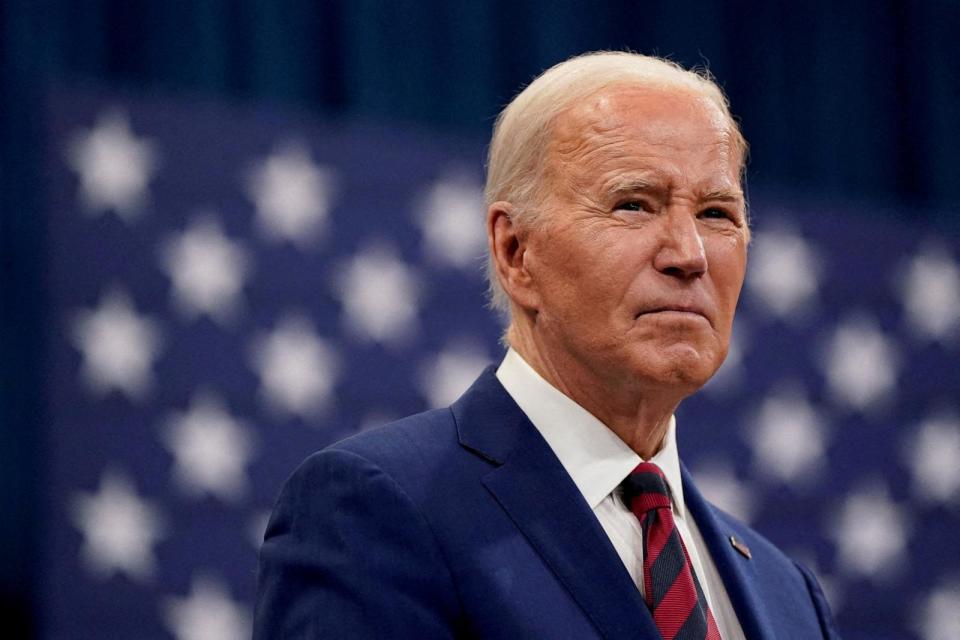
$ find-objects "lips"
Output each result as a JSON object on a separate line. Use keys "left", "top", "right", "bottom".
{"left": 645, "top": 305, "right": 705, "bottom": 315}
{"left": 637, "top": 304, "right": 712, "bottom": 325}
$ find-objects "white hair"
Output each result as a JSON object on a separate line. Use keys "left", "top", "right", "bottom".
{"left": 484, "top": 50, "right": 747, "bottom": 315}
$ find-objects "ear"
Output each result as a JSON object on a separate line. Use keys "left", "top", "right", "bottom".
{"left": 486, "top": 201, "right": 540, "bottom": 312}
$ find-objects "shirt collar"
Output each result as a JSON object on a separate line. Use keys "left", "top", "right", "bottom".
{"left": 495, "top": 348, "right": 686, "bottom": 517}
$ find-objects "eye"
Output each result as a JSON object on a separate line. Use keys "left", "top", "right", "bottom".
{"left": 615, "top": 200, "right": 652, "bottom": 213}
{"left": 700, "top": 207, "right": 734, "bottom": 221}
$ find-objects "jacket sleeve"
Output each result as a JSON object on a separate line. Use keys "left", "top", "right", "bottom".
{"left": 253, "top": 447, "right": 463, "bottom": 639}
{"left": 793, "top": 561, "right": 842, "bottom": 640}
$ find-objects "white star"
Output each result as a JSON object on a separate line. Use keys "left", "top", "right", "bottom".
{"left": 160, "top": 215, "right": 251, "bottom": 324}
{"left": 748, "top": 389, "right": 826, "bottom": 485}
{"left": 65, "top": 110, "right": 158, "bottom": 220}
{"left": 335, "top": 244, "right": 421, "bottom": 345}
{"left": 746, "top": 229, "right": 821, "bottom": 319}
{"left": 71, "top": 289, "right": 163, "bottom": 400}
{"left": 821, "top": 316, "right": 899, "bottom": 411}
{"left": 915, "top": 581, "right": 960, "bottom": 640}
{"left": 249, "top": 314, "right": 338, "bottom": 418}
{"left": 905, "top": 413, "right": 960, "bottom": 504}
{"left": 162, "top": 393, "right": 256, "bottom": 502}
{"left": 898, "top": 247, "right": 960, "bottom": 342}
{"left": 163, "top": 575, "right": 251, "bottom": 640}
{"left": 830, "top": 484, "right": 910, "bottom": 579}
{"left": 70, "top": 470, "right": 165, "bottom": 581}
{"left": 690, "top": 461, "right": 757, "bottom": 523}
{"left": 419, "top": 342, "right": 490, "bottom": 407}
{"left": 245, "top": 142, "right": 335, "bottom": 247}
{"left": 415, "top": 174, "right": 487, "bottom": 269}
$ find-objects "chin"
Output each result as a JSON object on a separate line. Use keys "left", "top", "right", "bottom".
{"left": 633, "top": 344, "right": 724, "bottom": 391}
{"left": 665, "top": 363, "right": 716, "bottom": 389}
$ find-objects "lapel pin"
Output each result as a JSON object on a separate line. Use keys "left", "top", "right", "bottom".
{"left": 729, "top": 535, "right": 752, "bottom": 560}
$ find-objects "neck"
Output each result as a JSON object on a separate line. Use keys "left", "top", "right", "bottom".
{"left": 507, "top": 323, "right": 683, "bottom": 460}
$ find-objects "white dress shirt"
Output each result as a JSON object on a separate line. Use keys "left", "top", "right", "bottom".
{"left": 496, "top": 348, "right": 745, "bottom": 640}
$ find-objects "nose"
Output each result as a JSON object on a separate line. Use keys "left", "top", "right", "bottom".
{"left": 653, "top": 210, "right": 707, "bottom": 279}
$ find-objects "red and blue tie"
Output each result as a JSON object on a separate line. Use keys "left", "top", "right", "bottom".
{"left": 621, "top": 462, "right": 721, "bottom": 640}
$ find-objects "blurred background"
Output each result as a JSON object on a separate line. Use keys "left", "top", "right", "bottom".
{"left": 2, "top": 1, "right": 959, "bottom": 639}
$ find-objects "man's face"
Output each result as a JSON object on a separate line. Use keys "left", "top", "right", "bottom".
{"left": 521, "top": 85, "right": 748, "bottom": 397}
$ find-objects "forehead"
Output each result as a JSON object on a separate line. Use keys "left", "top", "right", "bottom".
{"left": 547, "top": 85, "right": 743, "bottom": 189}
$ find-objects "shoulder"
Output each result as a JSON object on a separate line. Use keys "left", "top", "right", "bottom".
{"left": 260, "top": 408, "right": 465, "bottom": 577}
{"left": 333, "top": 406, "right": 457, "bottom": 456}
{"left": 279, "top": 405, "right": 473, "bottom": 514}
{"left": 703, "top": 504, "right": 840, "bottom": 637}
{"left": 321, "top": 406, "right": 460, "bottom": 478}
{"left": 255, "top": 410, "right": 466, "bottom": 637}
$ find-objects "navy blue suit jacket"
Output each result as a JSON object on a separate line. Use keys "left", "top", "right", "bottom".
{"left": 255, "top": 368, "right": 839, "bottom": 638}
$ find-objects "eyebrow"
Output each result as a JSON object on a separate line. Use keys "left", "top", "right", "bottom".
{"left": 605, "top": 178, "right": 744, "bottom": 203}
{"left": 700, "top": 189, "right": 745, "bottom": 203}
{"left": 605, "top": 177, "right": 662, "bottom": 197}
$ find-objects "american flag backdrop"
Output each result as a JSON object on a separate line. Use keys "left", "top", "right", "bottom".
{"left": 38, "top": 85, "right": 960, "bottom": 640}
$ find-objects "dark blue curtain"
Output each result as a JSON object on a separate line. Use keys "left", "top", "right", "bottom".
{"left": 2, "top": 0, "right": 958, "bottom": 634}
{"left": 6, "top": 0, "right": 960, "bottom": 207}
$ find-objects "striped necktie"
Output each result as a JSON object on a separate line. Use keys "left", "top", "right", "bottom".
{"left": 621, "top": 462, "right": 721, "bottom": 640}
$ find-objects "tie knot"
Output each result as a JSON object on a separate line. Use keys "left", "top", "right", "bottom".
{"left": 620, "top": 462, "right": 672, "bottom": 513}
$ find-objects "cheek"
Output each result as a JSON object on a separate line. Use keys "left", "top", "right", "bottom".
{"left": 708, "top": 240, "right": 747, "bottom": 308}
{"left": 533, "top": 233, "right": 615, "bottom": 297}
{"left": 526, "top": 243, "right": 590, "bottom": 316}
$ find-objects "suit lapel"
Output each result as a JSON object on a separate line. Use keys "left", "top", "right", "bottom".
{"left": 452, "top": 370, "right": 657, "bottom": 640}
{"left": 681, "top": 465, "right": 778, "bottom": 640}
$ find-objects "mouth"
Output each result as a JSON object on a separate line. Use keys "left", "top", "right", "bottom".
{"left": 642, "top": 305, "right": 707, "bottom": 316}
{"left": 638, "top": 306, "right": 711, "bottom": 325}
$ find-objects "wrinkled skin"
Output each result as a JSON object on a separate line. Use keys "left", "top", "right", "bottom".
{"left": 488, "top": 85, "right": 749, "bottom": 457}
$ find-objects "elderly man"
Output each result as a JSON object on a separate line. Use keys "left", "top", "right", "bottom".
{"left": 255, "top": 52, "right": 839, "bottom": 639}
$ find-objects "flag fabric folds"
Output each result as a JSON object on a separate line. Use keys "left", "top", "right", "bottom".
{"left": 39, "top": 85, "right": 960, "bottom": 640}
